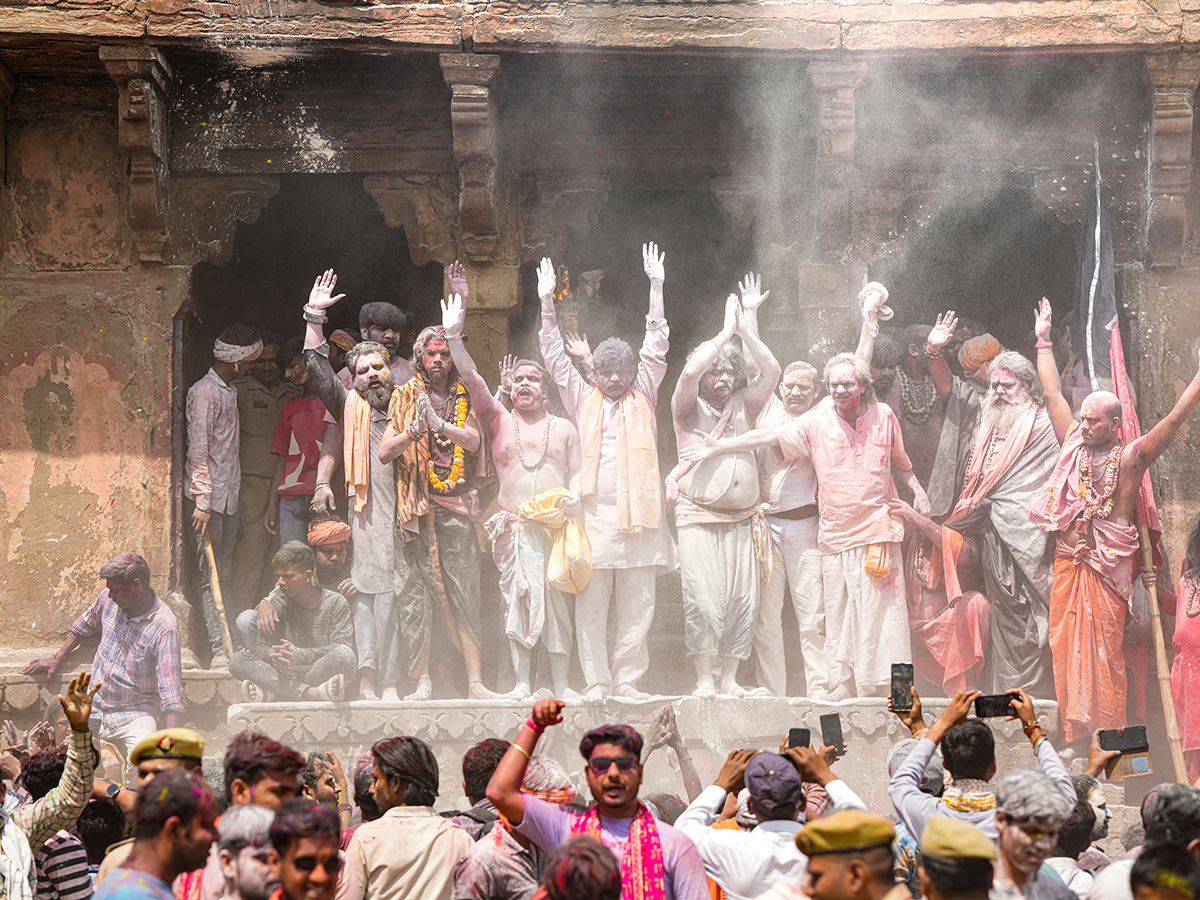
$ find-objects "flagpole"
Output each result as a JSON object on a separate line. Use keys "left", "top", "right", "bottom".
{"left": 1139, "top": 525, "right": 1189, "bottom": 783}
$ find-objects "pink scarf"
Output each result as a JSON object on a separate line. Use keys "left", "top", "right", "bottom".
{"left": 946, "top": 404, "right": 1038, "bottom": 524}
{"left": 569, "top": 803, "right": 666, "bottom": 900}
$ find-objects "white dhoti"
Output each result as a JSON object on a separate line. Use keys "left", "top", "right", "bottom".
{"left": 484, "top": 512, "right": 571, "bottom": 655}
{"left": 575, "top": 567, "right": 657, "bottom": 694}
{"left": 756, "top": 515, "right": 829, "bottom": 698}
{"left": 678, "top": 519, "right": 759, "bottom": 661}
{"left": 821, "top": 541, "right": 910, "bottom": 695}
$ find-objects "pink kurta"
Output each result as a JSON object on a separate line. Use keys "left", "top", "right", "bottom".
{"left": 1173, "top": 577, "right": 1200, "bottom": 755}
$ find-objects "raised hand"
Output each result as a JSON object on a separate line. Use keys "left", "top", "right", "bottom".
{"left": 564, "top": 332, "right": 592, "bottom": 364}
{"left": 1034, "top": 298, "right": 1053, "bottom": 343}
{"left": 537, "top": 258, "right": 557, "bottom": 306}
{"left": 1007, "top": 687, "right": 1036, "bottom": 726}
{"left": 927, "top": 310, "right": 958, "bottom": 353}
{"left": 721, "top": 294, "right": 739, "bottom": 338}
{"left": 58, "top": 671, "right": 100, "bottom": 733}
{"left": 1086, "top": 728, "right": 1122, "bottom": 777}
{"left": 308, "top": 269, "right": 345, "bottom": 311}
{"left": 28, "top": 721, "right": 55, "bottom": 752}
{"left": 499, "top": 354, "right": 517, "bottom": 393}
{"left": 643, "top": 242, "right": 665, "bottom": 285}
{"left": 859, "top": 282, "right": 891, "bottom": 322}
{"left": 738, "top": 272, "right": 770, "bottom": 311}
{"left": 441, "top": 293, "right": 466, "bottom": 337}
{"left": 889, "top": 687, "right": 925, "bottom": 734}
{"left": 713, "top": 749, "right": 757, "bottom": 793}
{"left": 1, "top": 720, "right": 22, "bottom": 750}
{"left": 531, "top": 698, "right": 565, "bottom": 729}
{"left": 446, "top": 260, "right": 469, "bottom": 299}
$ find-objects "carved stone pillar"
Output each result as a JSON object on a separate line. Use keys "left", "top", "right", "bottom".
{"left": 101, "top": 46, "right": 173, "bottom": 266}
{"left": 808, "top": 59, "right": 866, "bottom": 258}
{"left": 0, "top": 63, "right": 14, "bottom": 181}
{"left": 1145, "top": 54, "right": 1200, "bottom": 268}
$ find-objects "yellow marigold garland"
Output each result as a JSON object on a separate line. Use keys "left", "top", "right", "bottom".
{"left": 428, "top": 383, "right": 469, "bottom": 494}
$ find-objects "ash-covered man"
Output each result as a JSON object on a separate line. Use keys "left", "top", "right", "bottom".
{"left": 671, "top": 277, "right": 780, "bottom": 698}
{"left": 923, "top": 312, "right": 1060, "bottom": 696}
{"left": 685, "top": 352, "right": 925, "bottom": 699}
{"left": 538, "top": 246, "right": 677, "bottom": 700}
{"left": 883, "top": 324, "right": 948, "bottom": 489}
{"left": 440, "top": 293, "right": 583, "bottom": 699}
{"left": 1031, "top": 297, "right": 1200, "bottom": 745}
{"left": 380, "top": 294, "right": 500, "bottom": 702}
{"left": 185, "top": 324, "right": 263, "bottom": 668}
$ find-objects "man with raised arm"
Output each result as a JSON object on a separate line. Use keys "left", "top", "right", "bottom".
{"left": 380, "top": 296, "right": 500, "bottom": 702}
{"left": 671, "top": 276, "right": 780, "bottom": 698}
{"left": 684, "top": 353, "right": 926, "bottom": 699}
{"left": 300, "top": 269, "right": 405, "bottom": 701}
{"left": 1030, "top": 297, "right": 1200, "bottom": 744}
{"left": 537, "top": 246, "right": 676, "bottom": 701}
{"left": 921, "top": 314, "right": 1060, "bottom": 696}
{"left": 441, "top": 292, "right": 584, "bottom": 698}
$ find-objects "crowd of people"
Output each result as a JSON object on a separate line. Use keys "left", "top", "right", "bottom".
{"left": 22, "top": 241, "right": 1200, "bottom": 779}
{"left": 0, "top": 685, "right": 1197, "bottom": 900}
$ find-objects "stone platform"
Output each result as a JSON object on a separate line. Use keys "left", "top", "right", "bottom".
{"left": 226, "top": 694, "right": 1063, "bottom": 813}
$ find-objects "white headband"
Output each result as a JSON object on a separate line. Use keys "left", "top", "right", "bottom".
{"left": 214, "top": 338, "right": 263, "bottom": 364}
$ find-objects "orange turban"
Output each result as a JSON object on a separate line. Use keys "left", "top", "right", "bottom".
{"left": 308, "top": 519, "right": 351, "bottom": 546}
{"left": 329, "top": 330, "right": 358, "bottom": 353}
{"left": 957, "top": 333, "right": 1002, "bottom": 380}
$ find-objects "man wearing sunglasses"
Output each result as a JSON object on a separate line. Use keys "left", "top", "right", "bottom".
{"left": 269, "top": 799, "right": 343, "bottom": 900}
{"left": 487, "top": 699, "right": 709, "bottom": 900}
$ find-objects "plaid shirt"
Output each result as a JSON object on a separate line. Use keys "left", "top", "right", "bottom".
{"left": 70, "top": 592, "right": 184, "bottom": 727}
{"left": 13, "top": 731, "right": 97, "bottom": 853}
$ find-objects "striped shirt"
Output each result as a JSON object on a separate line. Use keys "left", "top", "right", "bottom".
{"left": 70, "top": 593, "right": 184, "bottom": 728}
{"left": 14, "top": 731, "right": 97, "bottom": 854}
{"left": 35, "top": 831, "right": 91, "bottom": 900}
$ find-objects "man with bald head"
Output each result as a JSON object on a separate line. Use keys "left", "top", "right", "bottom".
{"left": 1031, "top": 298, "right": 1200, "bottom": 745}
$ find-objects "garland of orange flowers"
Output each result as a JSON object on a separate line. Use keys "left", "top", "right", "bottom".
{"left": 428, "top": 383, "right": 469, "bottom": 494}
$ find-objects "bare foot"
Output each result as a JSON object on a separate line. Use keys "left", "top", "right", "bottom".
{"left": 827, "top": 684, "right": 852, "bottom": 702}
{"left": 719, "top": 681, "right": 749, "bottom": 698}
{"left": 404, "top": 677, "right": 433, "bottom": 701}
{"left": 506, "top": 682, "right": 533, "bottom": 700}
{"left": 380, "top": 686, "right": 400, "bottom": 702}
{"left": 468, "top": 681, "right": 505, "bottom": 701}
{"left": 615, "top": 685, "right": 653, "bottom": 701}
{"left": 693, "top": 680, "right": 716, "bottom": 700}
{"left": 359, "top": 684, "right": 379, "bottom": 701}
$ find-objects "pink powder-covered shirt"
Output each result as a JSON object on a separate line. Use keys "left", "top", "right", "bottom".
{"left": 185, "top": 368, "right": 240, "bottom": 514}
{"left": 775, "top": 398, "right": 911, "bottom": 554}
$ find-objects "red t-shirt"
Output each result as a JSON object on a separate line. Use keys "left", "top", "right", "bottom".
{"left": 270, "top": 396, "right": 328, "bottom": 497}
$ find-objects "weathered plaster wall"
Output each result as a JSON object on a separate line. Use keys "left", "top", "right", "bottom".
{"left": 0, "top": 75, "right": 187, "bottom": 647}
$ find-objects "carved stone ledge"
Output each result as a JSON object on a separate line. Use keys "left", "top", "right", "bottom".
{"left": 101, "top": 46, "right": 173, "bottom": 267}
{"left": 363, "top": 173, "right": 460, "bottom": 267}
{"left": 167, "top": 175, "right": 281, "bottom": 267}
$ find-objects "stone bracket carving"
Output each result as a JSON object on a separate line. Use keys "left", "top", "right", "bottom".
{"left": 1145, "top": 53, "right": 1200, "bottom": 268}
{"left": 808, "top": 59, "right": 867, "bottom": 258}
{"left": 167, "top": 175, "right": 281, "bottom": 267}
{"left": 363, "top": 173, "right": 460, "bottom": 267}
{"left": 440, "top": 54, "right": 505, "bottom": 261}
{"left": 101, "top": 46, "right": 173, "bottom": 267}
{"left": 517, "top": 173, "right": 610, "bottom": 263}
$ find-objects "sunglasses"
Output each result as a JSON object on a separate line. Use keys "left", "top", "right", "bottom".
{"left": 289, "top": 854, "right": 343, "bottom": 875}
{"left": 587, "top": 755, "right": 638, "bottom": 776}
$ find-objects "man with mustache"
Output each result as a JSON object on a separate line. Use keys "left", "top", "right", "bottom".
{"left": 923, "top": 312, "right": 1060, "bottom": 696}
{"left": 380, "top": 306, "right": 500, "bottom": 701}
{"left": 537, "top": 245, "right": 676, "bottom": 700}
{"left": 671, "top": 276, "right": 780, "bottom": 698}
{"left": 1031, "top": 298, "right": 1200, "bottom": 746}
{"left": 439, "top": 292, "right": 583, "bottom": 699}
{"left": 301, "top": 269, "right": 407, "bottom": 701}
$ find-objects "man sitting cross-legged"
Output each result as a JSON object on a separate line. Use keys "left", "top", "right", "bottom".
{"left": 229, "top": 541, "right": 356, "bottom": 702}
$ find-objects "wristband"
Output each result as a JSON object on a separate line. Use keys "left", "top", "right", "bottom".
{"left": 1035, "top": 340, "right": 1053, "bottom": 350}
{"left": 498, "top": 386, "right": 511, "bottom": 395}
{"left": 337, "top": 802, "right": 352, "bottom": 812}
{"left": 315, "top": 482, "right": 329, "bottom": 488}
{"left": 513, "top": 743, "right": 532, "bottom": 760}
{"left": 302, "top": 305, "right": 329, "bottom": 324}
{"left": 525, "top": 718, "right": 545, "bottom": 734}
{"left": 444, "top": 330, "right": 462, "bottom": 341}
{"left": 924, "top": 345, "right": 944, "bottom": 359}
{"left": 438, "top": 418, "right": 447, "bottom": 438}
{"left": 1022, "top": 721, "right": 1042, "bottom": 737}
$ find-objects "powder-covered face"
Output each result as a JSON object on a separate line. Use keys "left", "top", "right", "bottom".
{"left": 779, "top": 370, "right": 817, "bottom": 416}
{"left": 828, "top": 362, "right": 864, "bottom": 414}
{"left": 700, "top": 361, "right": 737, "bottom": 407}
{"left": 1079, "top": 397, "right": 1121, "bottom": 448}
{"left": 998, "top": 815, "right": 1060, "bottom": 877}
{"left": 363, "top": 323, "right": 402, "bottom": 359}
{"left": 313, "top": 542, "right": 347, "bottom": 571}
{"left": 595, "top": 363, "right": 636, "bottom": 400}
{"left": 421, "top": 339, "right": 453, "bottom": 386}
{"left": 511, "top": 365, "right": 546, "bottom": 412}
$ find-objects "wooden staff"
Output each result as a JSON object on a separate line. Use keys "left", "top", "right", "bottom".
{"left": 202, "top": 536, "right": 235, "bottom": 659}
{"left": 1140, "top": 525, "right": 1188, "bottom": 783}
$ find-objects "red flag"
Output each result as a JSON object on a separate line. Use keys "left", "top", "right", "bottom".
{"left": 1108, "top": 322, "right": 1162, "bottom": 563}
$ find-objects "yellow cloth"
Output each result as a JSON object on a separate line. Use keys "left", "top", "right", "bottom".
{"left": 343, "top": 392, "right": 373, "bottom": 513}
{"left": 391, "top": 377, "right": 434, "bottom": 538}
{"left": 519, "top": 488, "right": 592, "bottom": 594}
{"left": 864, "top": 543, "right": 892, "bottom": 581}
{"left": 580, "top": 387, "right": 661, "bottom": 534}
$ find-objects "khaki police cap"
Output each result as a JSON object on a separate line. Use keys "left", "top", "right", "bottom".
{"left": 796, "top": 810, "right": 896, "bottom": 856}
{"left": 920, "top": 817, "right": 997, "bottom": 861}
{"left": 129, "top": 728, "right": 204, "bottom": 766}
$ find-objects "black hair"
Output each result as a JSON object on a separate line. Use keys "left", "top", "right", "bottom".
{"left": 134, "top": 769, "right": 212, "bottom": 840}
{"left": 22, "top": 745, "right": 69, "bottom": 801}
{"left": 268, "top": 798, "right": 341, "bottom": 855}
{"left": 1053, "top": 798, "right": 1097, "bottom": 860}
{"left": 77, "top": 799, "right": 129, "bottom": 865}
{"left": 579, "top": 724, "right": 643, "bottom": 761}
{"left": 642, "top": 792, "right": 687, "bottom": 826}
{"left": 372, "top": 736, "right": 439, "bottom": 806}
{"left": 259, "top": 330, "right": 284, "bottom": 348}
{"left": 218, "top": 323, "right": 261, "bottom": 348}
{"left": 353, "top": 764, "right": 381, "bottom": 822}
{"left": 941, "top": 720, "right": 995, "bottom": 781}
{"left": 922, "top": 855, "right": 993, "bottom": 900}
{"left": 277, "top": 336, "right": 305, "bottom": 372}
{"left": 345, "top": 340, "right": 391, "bottom": 375}
{"left": 1145, "top": 785, "right": 1200, "bottom": 847}
{"left": 1131, "top": 842, "right": 1200, "bottom": 900}
{"left": 223, "top": 731, "right": 305, "bottom": 805}
{"left": 541, "top": 835, "right": 621, "bottom": 900}
{"left": 300, "top": 751, "right": 331, "bottom": 796}
{"left": 462, "top": 739, "right": 510, "bottom": 806}
{"left": 359, "top": 302, "right": 406, "bottom": 333}
{"left": 873, "top": 333, "right": 903, "bottom": 369}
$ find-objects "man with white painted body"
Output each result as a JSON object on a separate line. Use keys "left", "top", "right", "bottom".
{"left": 671, "top": 277, "right": 780, "bottom": 698}
{"left": 441, "top": 292, "right": 583, "bottom": 698}
{"left": 538, "top": 245, "right": 676, "bottom": 700}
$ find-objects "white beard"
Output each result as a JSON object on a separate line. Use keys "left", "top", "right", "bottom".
{"left": 980, "top": 391, "right": 1031, "bottom": 435}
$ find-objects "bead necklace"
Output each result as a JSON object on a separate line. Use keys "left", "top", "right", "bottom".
{"left": 1076, "top": 442, "right": 1122, "bottom": 529}
{"left": 896, "top": 367, "right": 936, "bottom": 425}
{"left": 512, "top": 410, "right": 552, "bottom": 471}
{"left": 428, "top": 383, "right": 469, "bottom": 494}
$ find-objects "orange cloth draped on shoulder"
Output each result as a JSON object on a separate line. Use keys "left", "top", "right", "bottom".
{"left": 579, "top": 386, "right": 662, "bottom": 533}
{"left": 342, "top": 391, "right": 374, "bottom": 513}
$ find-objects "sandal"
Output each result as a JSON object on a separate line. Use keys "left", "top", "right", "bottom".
{"left": 242, "top": 680, "right": 276, "bottom": 703}
{"left": 315, "top": 674, "right": 345, "bottom": 702}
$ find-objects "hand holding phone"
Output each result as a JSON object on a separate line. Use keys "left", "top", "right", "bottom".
{"left": 890, "top": 663, "right": 914, "bottom": 712}
{"left": 787, "top": 727, "right": 811, "bottom": 749}
{"left": 819, "top": 714, "right": 845, "bottom": 759}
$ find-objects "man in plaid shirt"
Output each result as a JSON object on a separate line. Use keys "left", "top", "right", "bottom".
{"left": 24, "top": 554, "right": 184, "bottom": 762}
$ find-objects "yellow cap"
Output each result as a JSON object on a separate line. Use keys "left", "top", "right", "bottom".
{"left": 796, "top": 811, "right": 896, "bottom": 856}
{"left": 129, "top": 728, "right": 204, "bottom": 766}
{"left": 920, "top": 817, "right": 997, "bottom": 861}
